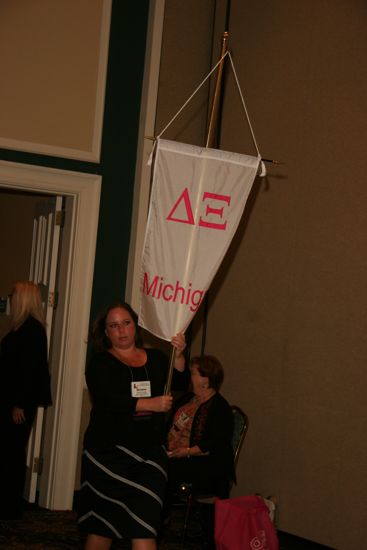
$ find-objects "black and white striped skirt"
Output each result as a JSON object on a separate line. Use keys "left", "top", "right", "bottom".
{"left": 77, "top": 444, "right": 168, "bottom": 540}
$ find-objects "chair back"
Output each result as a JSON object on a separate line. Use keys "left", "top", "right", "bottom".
{"left": 176, "top": 404, "right": 249, "bottom": 548}
{"left": 231, "top": 405, "right": 248, "bottom": 467}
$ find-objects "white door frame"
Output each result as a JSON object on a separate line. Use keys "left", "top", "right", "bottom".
{"left": 0, "top": 160, "right": 101, "bottom": 510}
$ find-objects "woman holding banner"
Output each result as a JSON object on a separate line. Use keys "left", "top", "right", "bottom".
{"left": 78, "top": 301, "right": 187, "bottom": 550}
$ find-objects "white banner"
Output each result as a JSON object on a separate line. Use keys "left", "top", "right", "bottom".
{"left": 138, "top": 139, "right": 261, "bottom": 341}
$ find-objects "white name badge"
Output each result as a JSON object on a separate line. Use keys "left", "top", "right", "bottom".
{"left": 131, "top": 380, "right": 151, "bottom": 398}
{"left": 175, "top": 411, "right": 190, "bottom": 430}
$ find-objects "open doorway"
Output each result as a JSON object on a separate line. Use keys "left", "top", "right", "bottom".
{"left": 0, "top": 160, "right": 101, "bottom": 510}
{"left": 0, "top": 189, "right": 52, "bottom": 339}
{"left": 0, "top": 189, "right": 65, "bottom": 503}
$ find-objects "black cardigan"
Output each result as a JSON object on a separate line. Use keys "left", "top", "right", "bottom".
{"left": 169, "top": 391, "right": 235, "bottom": 481}
{"left": 0, "top": 316, "right": 51, "bottom": 409}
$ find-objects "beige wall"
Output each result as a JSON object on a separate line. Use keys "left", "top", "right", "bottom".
{"left": 0, "top": 0, "right": 110, "bottom": 160}
{"left": 156, "top": 1, "right": 367, "bottom": 548}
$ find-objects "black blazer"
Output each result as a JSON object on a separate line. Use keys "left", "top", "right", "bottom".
{"left": 0, "top": 316, "right": 52, "bottom": 409}
{"left": 169, "top": 391, "right": 235, "bottom": 481}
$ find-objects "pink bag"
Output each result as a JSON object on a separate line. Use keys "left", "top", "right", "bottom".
{"left": 214, "top": 495, "right": 279, "bottom": 550}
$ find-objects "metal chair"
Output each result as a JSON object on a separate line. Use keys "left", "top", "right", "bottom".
{"left": 178, "top": 405, "right": 249, "bottom": 548}
{"left": 231, "top": 405, "right": 249, "bottom": 468}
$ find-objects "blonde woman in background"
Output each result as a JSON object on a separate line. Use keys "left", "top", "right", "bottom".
{"left": 0, "top": 281, "right": 52, "bottom": 519}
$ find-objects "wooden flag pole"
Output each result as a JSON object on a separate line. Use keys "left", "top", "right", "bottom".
{"left": 201, "top": 31, "right": 230, "bottom": 355}
{"left": 206, "top": 31, "right": 229, "bottom": 149}
{"left": 164, "top": 347, "right": 176, "bottom": 395}
{"left": 164, "top": 32, "right": 230, "bottom": 393}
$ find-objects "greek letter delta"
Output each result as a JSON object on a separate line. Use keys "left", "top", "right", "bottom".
{"left": 143, "top": 273, "right": 205, "bottom": 312}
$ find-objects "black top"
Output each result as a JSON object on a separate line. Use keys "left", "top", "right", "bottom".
{"left": 84, "top": 348, "right": 188, "bottom": 453}
{"left": 0, "top": 315, "right": 52, "bottom": 409}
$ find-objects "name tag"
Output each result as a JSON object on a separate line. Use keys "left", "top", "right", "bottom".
{"left": 131, "top": 380, "right": 151, "bottom": 398}
{"left": 175, "top": 411, "right": 190, "bottom": 430}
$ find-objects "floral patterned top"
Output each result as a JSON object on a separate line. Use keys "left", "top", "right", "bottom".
{"left": 167, "top": 396, "right": 201, "bottom": 450}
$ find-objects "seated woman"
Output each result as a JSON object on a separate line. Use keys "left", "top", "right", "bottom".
{"left": 166, "top": 355, "right": 234, "bottom": 500}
